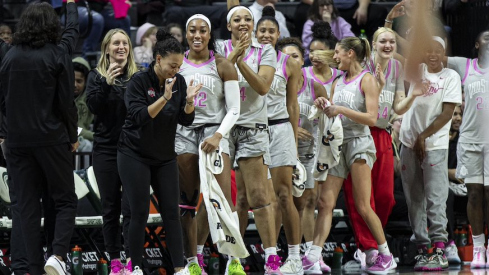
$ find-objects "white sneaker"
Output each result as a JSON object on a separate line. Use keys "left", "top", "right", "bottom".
{"left": 131, "top": 266, "right": 144, "bottom": 275}
{"left": 342, "top": 249, "right": 367, "bottom": 273}
{"left": 44, "top": 255, "right": 68, "bottom": 275}
{"left": 471, "top": 246, "right": 486, "bottom": 269}
{"left": 280, "top": 257, "right": 304, "bottom": 275}
{"left": 302, "top": 256, "right": 322, "bottom": 275}
{"left": 175, "top": 266, "right": 191, "bottom": 275}
{"left": 444, "top": 240, "right": 461, "bottom": 264}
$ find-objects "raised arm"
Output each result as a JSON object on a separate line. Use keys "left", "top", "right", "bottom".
{"left": 236, "top": 44, "right": 276, "bottom": 95}
{"left": 58, "top": 0, "right": 79, "bottom": 56}
{"left": 228, "top": 0, "right": 240, "bottom": 10}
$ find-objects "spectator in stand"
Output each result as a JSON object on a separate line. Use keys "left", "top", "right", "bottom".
{"left": 0, "top": 24, "right": 12, "bottom": 44}
{"left": 73, "top": 57, "right": 95, "bottom": 152}
{"left": 249, "top": 0, "right": 290, "bottom": 38}
{"left": 165, "top": 23, "right": 185, "bottom": 45}
{"left": 62, "top": 0, "right": 131, "bottom": 56}
{"left": 134, "top": 23, "right": 158, "bottom": 67}
{"left": 163, "top": 0, "right": 229, "bottom": 39}
{"left": 302, "top": 0, "right": 354, "bottom": 54}
{"left": 333, "top": 0, "right": 388, "bottom": 40}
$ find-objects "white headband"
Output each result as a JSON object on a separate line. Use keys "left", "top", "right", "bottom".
{"left": 432, "top": 36, "right": 446, "bottom": 50}
{"left": 226, "top": 6, "right": 254, "bottom": 23}
{"left": 186, "top": 14, "right": 212, "bottom": 32}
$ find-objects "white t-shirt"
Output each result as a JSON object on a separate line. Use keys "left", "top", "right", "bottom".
{"left": 400, "top": 64, "right": 462, "bottom": 150}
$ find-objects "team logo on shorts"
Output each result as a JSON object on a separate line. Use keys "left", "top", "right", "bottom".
{"left": 148, "top": 87, "right": 155, "bottom": 97}
{"left": 317, "top": 163, "right": 329, "bottom": 172}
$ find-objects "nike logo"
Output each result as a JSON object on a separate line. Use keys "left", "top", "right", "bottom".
{"left": 430, "top": 164, "right": 436, "bottom": 167}
{"left": 381, "top": 260, "right": 392, "bottom": 268}
{"left": 233, "top": 112, "right": 238, "bottom": 115}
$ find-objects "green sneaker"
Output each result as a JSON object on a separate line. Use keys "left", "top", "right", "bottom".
{"left": 188, "top": 262, "right": 202, "bottom": 275}
{"left": 226, "top": 259, "right": 246, "bottom": 275}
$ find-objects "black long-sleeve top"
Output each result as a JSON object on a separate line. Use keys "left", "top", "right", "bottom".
{"left": 0, "top": 2, "right": 79, "bottom": 147}
{"left": 85, "top": 69, "right": 129, "bottom": 154}
{"left": 118, "top": 63, "right": 194, "bottom": 165}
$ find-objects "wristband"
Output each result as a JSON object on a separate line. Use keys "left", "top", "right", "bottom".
{"left": 186, "top": 101, "right": 194, "bottom": 106}
{"left": 385, "top": 19, "right": 393, "bottom": 24}
{"left": 163, "top": 95, "right": 170, "bottom": 101}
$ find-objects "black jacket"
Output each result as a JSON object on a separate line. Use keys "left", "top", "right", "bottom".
{"left": 85, "top": 69, "right": 129, "bottom": 154}
{"left": 118, "top": 63, "right": 194, "bottom": 164}
{"left": 0, "top": 2, "right": 79, "bottom": 147}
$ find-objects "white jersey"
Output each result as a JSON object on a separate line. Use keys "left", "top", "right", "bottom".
{"left": 298, "top": 69, "right": 318, "bottom": 157}
{"left": 179, "top": 51, "right": 224, "bottom": 128}
{"left": 448, "top": 57, "right": 489, "bottom": 143}
{"left": 366, "top": 57, "right": 404, "bottom": 129}
{"left": 333, "top": 70, "right": 371, "bottom": 142}
{"left": 216, "top": 39, "right": 277, "bottom": 129}
{"left": 267, "top": 51, "right": 290, "bottom": 121}
{"left": 303, "top": 66, "right": 341, "bottom": 98}
{"left": 400, "top": 64, "right": 462, "bottom": 150}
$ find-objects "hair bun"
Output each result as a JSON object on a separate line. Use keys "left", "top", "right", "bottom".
{"left": 262, "top": 5, "right": 276, "bottom": 18}
{"left": 312, "top": 21, "right": 333, "bottom": 40}
{"left": 156, "top": 28, "right": 174, "bottom": 42}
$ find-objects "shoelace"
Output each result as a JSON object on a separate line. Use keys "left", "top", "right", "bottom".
{"left": 415, "top": 254, "right": 427, "bottom": 262}
{"left": 266, "top": 255, "right": 282, "bottom": 270}
{"left": 372, "top": 254, "right": 384, "bottom": 266}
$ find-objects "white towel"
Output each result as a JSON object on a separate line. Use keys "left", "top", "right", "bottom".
{"left": 199, "top": 145, "right": 249, "bottom": 258}
{"left": 308, "top": 103, "right": 343, "bottom": 181}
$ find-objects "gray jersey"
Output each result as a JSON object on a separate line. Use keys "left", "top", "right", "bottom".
{"left": 298, "top": 68, "right": 318, "bottom": 156}
{"left": 267, "top": 51, "right": 290, "bottom": 121}
{"left": 216, "top": 39, "right": 277, "bottom": 128}
{"left": 333, "top": 70, "right": 371, "bottom": 142}
{"left": 179, "top": 51, "right": 224, "bottom": 128}
{"left": 448, "top": 57, "right": 489, "bottom": 143}
{"left": 303, "top": 66, "right": 341, "bottom": 98}
{"left": 366, "top": 57, "right": 404, "bottom": 129}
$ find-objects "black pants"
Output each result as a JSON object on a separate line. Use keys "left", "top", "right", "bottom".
{"left": 7, "top": 144, "right": 77, "bottom": 275}
{"left": 117, "top": 152, "right": 184, "bottom": 269}
{"left": 163, "top": 5, "right": 230, "bottom": 40}
{"left": 93, "top": 151, "right": 131, "bottom": 260}
{"left": 3, "top": 141, "right": 29, "bottom": 275}
{"left": 337, "top": 2, "right": 388, "bottom": 40}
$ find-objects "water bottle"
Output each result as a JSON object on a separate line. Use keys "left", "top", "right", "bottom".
{"left": 332, "top": 247, "right": 343, "bottom": 269}
{"left": 359, "top": 29, "right": 367, "bottom": 40}
{"left": 208, "top": 253, "right": 220, "bottom": 275}
{"left": 71, "top": 245, "right": 83, "bottom": 275}
{"left": 97, "top": 258, "right": 108, "bottom": 275}
{"left": 459, "top": 227, "right": 468, "bottom": 247}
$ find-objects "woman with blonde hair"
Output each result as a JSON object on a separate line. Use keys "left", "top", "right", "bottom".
{"left": 86, "top": 28, "right": 138, "bottom": 275}
{"left": 303, "top": 36, "right": 396, "bottom": 274}
{"left": 341, "top": 27, "right": 422, "bottom": 270}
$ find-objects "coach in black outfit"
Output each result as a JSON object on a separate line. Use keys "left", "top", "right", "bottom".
{"left": 117, "top": 28, "right": 201, "bottom": 274}
{"left": 0, "top": 2, "right": 79, "bottom": 275}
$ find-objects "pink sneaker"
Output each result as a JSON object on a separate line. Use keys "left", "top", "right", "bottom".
{"left": 366, "top": 253, "right": 397, "bottom": 274}
{"left": 110, "top": 259, "right": 124, "bottom": 275}
{"left": 124, "top": 259, "right": 133, "bottom": 274}
{"left": 197, "top": 254, "right": 208, "bottom": 275}
{"left": 302, "top": 256, "right": 321, "bottom": 275}
{"left": 319, "top": 257, "right": 331, "bottom": 273}
{"left": 265, "top": 255, "right": 282, "bottom": 275}
{"left": 472, "top": 246, "right": 486, "bottom": 269}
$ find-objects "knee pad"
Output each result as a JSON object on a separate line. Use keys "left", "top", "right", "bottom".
{"left": 180, "top": 190, "right": 199, "bottom": 217}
